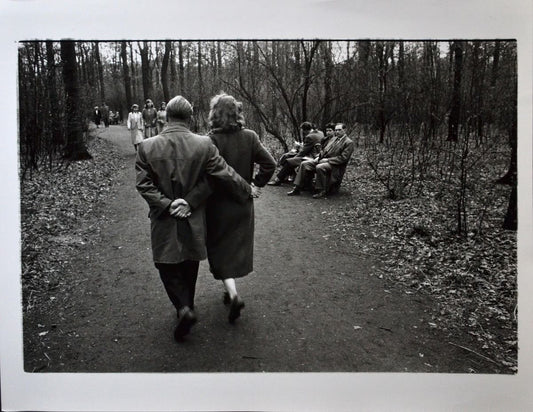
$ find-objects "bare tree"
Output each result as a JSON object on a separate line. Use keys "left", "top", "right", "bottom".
{"left": 138, "top": 41, "right": 153, "bottom": 101}
{"left": 45, "top": 41, "right": 62, "bottom": 149}
{"left": 161, "top": 41, "right": 171, "bottom": 102}
{"left": 120, "top": 41, "right": 132, "bottom": 111}
{"left": 94, "top": 42, "right": 105, "bottom": 102}
{"left": 448, "top": 41, "right": 463, "bottom": 142}
{"left": 60, "top": 41, "right": 91, "bottom": 160}
{"left": 178, "top": 41, "right": 185, "bottom": 95}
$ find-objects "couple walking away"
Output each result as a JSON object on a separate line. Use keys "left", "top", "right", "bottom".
{"left": 135, "top": 93, "right": 276, "bottom": 341}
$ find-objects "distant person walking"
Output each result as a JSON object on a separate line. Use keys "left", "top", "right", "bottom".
{"left": 127, "top": 104, "right": 144, "bottom": 151}
{"left": 93, "top": 106, "right": 101, "bottom": 128}
{"left": 142, "top": 99, "right": 158, "bottom": 138}
{"left": 135, "top": 95, "right": 254, "bottom": 341}
{"left": 156, "top": 102, "right": 167, "bottom": 134}
{"left": 100, "top": 102, "right": 110, "bottom": 128}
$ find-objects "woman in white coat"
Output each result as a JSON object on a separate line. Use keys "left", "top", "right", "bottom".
{"left": 127, "top": 104, "right": 144, "bottom": 151}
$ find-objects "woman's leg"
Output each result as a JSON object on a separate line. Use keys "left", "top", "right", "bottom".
{"left": 223, "top": 278, "right": 245, "bottom": 323}
{"left": 223, "top": 278, "right": 238, "bottom": 299}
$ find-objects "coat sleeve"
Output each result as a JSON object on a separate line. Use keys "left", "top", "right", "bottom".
{"left": 183, "top": 176, "right": 213, "bottom": 210}
{"left": 204, "top": 143, "right": 251, "bottom": 203}
{"left": 328, "top": 139, "right": 354, "bottom": 166}
{"left": 297, "top": 135, "right": 315, "bottom": 158}
{"left": 251, "top": 133, "right": 276, "bottom": 187}
{"left": 135, "top": 144, "right": 173, "bottom": 218}
{"left": 127, "top": 113, "right": 132, "bottom": 130}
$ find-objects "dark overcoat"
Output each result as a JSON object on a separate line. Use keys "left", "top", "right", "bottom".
{"left": 135, "top": 123, "right": 251, "bottom": 264}
{"left": 205, "top": 128, "right": 276, "bottom": 278}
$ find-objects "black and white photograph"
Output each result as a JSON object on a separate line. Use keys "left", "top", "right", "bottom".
{"left": 19, "top": 38, "right": 519, "bottom": 374}
{"left": 1, "top": 1, "right": 532, "bottom": 411}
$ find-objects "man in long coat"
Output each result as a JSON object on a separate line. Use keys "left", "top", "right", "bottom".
{"left": 288, "top": 123, "right": 354, "bottom": 198}
{"left": 135, "top": 95, "right": 253, "bottom": 341}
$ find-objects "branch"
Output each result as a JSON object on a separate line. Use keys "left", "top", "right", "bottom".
{"left": 448, "top": 341, "right": 499, "bottom": 365}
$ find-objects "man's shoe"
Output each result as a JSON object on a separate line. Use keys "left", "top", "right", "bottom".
{"left": 228, "top": 296, "right": 245, "bottom": 324}
{"left": 174, "top": 307, "right": 197, "bottom": 341}
{"left": 312, "top": 191, "right": 327, "bottom": 199}
{"left": 287, "top": 187, "right": 301, "bottom": 196}
{"left": 267, "top": 179, "right": 282, "bottom": 186}
{"left": 223, "top": 291, "right": 231, "bottom": 305}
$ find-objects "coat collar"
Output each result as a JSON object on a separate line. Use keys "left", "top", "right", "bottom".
{"left": 162, "top": 122, "right": 192, "bottom": 134}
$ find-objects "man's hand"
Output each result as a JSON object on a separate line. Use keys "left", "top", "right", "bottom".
{"left": 170, "top": 198, "right": 191, "bottom": 219}
{"left": 251, "top": 183, "right": 261, "bottom": 198}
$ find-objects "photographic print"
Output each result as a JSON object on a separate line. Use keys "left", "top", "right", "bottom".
{"left": 20, "top": 39, "right": 517, "bottom": 374}
{"left": 2, "top": 1, "right": 532, "bottom": 411}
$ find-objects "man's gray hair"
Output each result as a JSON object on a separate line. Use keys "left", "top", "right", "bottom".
{"left": 166, "top": 96, "right": 193, "bottom": 121}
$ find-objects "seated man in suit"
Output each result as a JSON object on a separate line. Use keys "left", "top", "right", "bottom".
{"left": 320, "top": 123, "right": 336, "bottom": 150}
{"left": 268, "top": 122, "right": 324, "bottom": 186}
{"left": 288, "top": 123, "right": 354, "bottom": 199}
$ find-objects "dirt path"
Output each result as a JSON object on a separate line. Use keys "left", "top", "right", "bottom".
{"left": 23, "top": 125, "right": 497, "bottom": 373}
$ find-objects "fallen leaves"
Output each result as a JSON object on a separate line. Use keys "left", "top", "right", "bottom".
{"left": 323, "top": 145, "right": 517, "bottom": 372}
{"left": 21, "top": 136, "right": 122, "bottom": 312}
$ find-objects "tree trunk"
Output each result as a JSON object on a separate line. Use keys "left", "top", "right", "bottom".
{"left": 94, "top": 41, "right": 105, "bottom": 102}
{"left": 139, "top": 41, "right": 152, "bottom": 101}
{"left": 322, "top": 41, "right": 333, "bottom": 126}
{"left": 376, "top": 41, "right": 388, "bottom": 143}
{"left": 470, "top": 42, "right": 485, "bottom": 142}
{"left": 170, "top": 44, "right": 177, "bottom": 94}
{"left": 120, "top": 41, "right": 132, "bottom": 111}
{"left": 129, "top": 42, "right": 138, "bottom": 103}
{"left": 357, "top": 41, "right": 371, "bottom": 124}
{"left": 496, "top": 117, "right": 517, "bottom": 186}
{"left": 60, "top": 41, "right": 92, "bottom": 161}
{"left": 178, "top": 41, "right": 185, "bottom": 95}
{"left": 447, "top": 41, "right": 463, "bottom": 142}
{"left": 398, "top": 41, "right": 407, "bottom": 125}
{"left": 503, "top": 185, "right": 517, "bottom": 230}
{"left": 161, "top": 41, "right": 171, "bottom": 102}
{"left": 217, "top": 42, "right": 222, "bottom": 78}
{"left": 45, "top": 41, "right": 62, "bottom": 149}
{"left": 197, "top": 41, "right": 204, "bottom": 117}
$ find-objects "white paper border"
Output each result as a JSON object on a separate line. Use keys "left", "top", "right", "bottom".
{"left": 1, "top": 1, "right": 532, "bottom": 411}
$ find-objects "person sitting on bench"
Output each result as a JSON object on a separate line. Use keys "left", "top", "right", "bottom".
{"left": 287, "top": 122, "right": 354, "bottom": 199}
{"left": 268, "top": 122, "right": 324, "bottom": 186}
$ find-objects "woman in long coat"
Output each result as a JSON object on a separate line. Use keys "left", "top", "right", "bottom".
{"left": 127, "top": 104, "right": 144, "bottom": 150}
{"left": 142, "top": 99, "right": 158, "bottom": 138}
{"left": 156, "top": 102, "right": 167, "bottom": 134}
{"left": 205, "top": 93, "right": 275, "bottom": 323}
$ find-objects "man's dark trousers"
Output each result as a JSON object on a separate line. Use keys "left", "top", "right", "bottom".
{"left": 155, "top": 261, "right": 199, "bottom": 312}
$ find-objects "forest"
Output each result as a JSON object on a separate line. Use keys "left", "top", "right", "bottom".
{"left": 19, "top": 40, "right": 518, "bottom": 371}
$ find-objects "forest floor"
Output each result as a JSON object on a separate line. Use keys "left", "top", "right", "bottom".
{"left": 21, "top": 124, "right": 517, "bottom": 373}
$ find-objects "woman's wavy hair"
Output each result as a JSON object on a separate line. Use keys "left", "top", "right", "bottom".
{"left": 208, "top": 93, "right": 245, "bottom": 132}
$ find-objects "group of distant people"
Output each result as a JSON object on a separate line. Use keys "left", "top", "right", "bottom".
{"left": 133, "top": 90, "right": 354, "bottom": 343}
{"left": 127, "top": 99, "right": 168, "bottom": 150}
{"left": 268, "top": 122, "right": 354, "bottom": 199}
{"left": 92, "top": 102, "right": 121, "bottom": 128}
